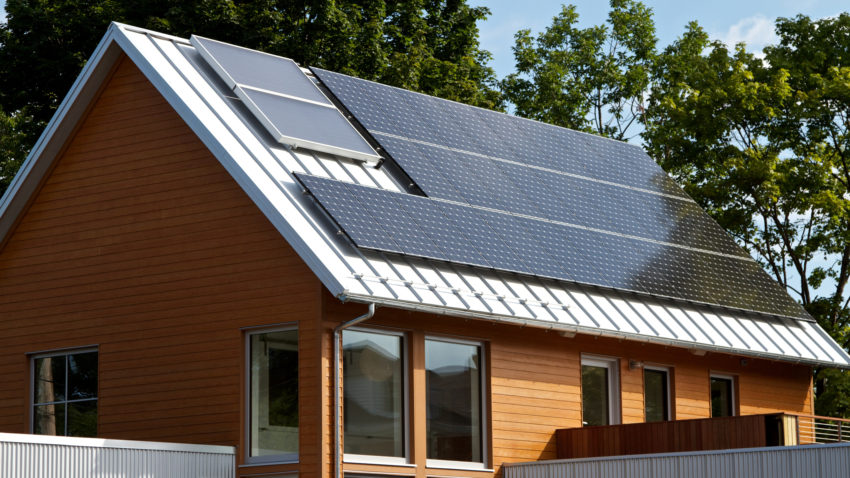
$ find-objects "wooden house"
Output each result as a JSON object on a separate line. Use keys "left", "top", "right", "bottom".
{"left": 1, "top": 23, "right": 848, "bottom": 478}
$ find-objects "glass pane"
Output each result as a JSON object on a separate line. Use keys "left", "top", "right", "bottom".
{"left": 250, "top": 329, "right": 299, "bottom": 457}
{"left": 34, "top": 355, "right": 66, "bottom": 404}
{"left": 582, "top": 365, "right": 609, "bottom": 426}
{"left": 68, "top": 400, "right": 97, "bottom": 437}
{"left": 68, "top": 352, "right": 98, "bottom": 400}
{"left": 426, "top": 340, "right": 482, "bottom": 463}
{"left": 343, "top": 330, "right": 404, "bottom": 457}
{"left": 644, "top": 369, "right": 668, "bottom": 422}
{"left": 34, "top": 403, "right": 65, "bottom": 436}
{"left": 711, "top": 377, "right": 733, "bottom": 417}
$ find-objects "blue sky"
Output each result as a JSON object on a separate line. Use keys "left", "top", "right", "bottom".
{"left": 475, "top": 0, "right": 846, "bottom": 78}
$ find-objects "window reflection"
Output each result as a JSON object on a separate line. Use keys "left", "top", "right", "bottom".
{"left": 33, "top": 351, "right": 97, "bottom": 437}
{"left": 343, "top": 330, "right": 404, "bottom": 458}
{"left": 425, "top": 339, "right": 482, "bottom": 463}
{"left": 250, "top": 329, "right": 298, "bottom": 458}
{"left": 581, "top": 365, "right": 610, "bottom": 426}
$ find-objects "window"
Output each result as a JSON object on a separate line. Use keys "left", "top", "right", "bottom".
{"left": 343, "top": 329, "right": 406, "bottom": 461}
{"left": 710, "top": 374, "right": 735, "bottom": 417}
{"left": 425, "top": 338, "right": 484, "bottom": 467}
{"left": 644, "top": 367, "right": 671, "bottom": 422}
{"left": 581, "top": 356, "right": 620, "bottom": 426}
{"left": 248, "top": 328, "right": 298, "bottom": 462}
{"left": 32, "top": 349, "right": 98, "bottom": 437}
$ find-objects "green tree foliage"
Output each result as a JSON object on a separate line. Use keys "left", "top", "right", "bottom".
{"left": 0, "top": 0, "right": 501, "bottom": 195}
{"left": 501, "top": 0, "right": 656, "bottom": 140}
{"left": 643, "top": 17, "right": 850, "bottom": 416}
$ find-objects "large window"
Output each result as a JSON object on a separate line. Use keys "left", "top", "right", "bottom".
{"left": 343, "top": 329, "right": 406, "bottom": 461}
{"left": 32, "top": 349, "right": 98, "bottom": 437}
{"left": 249, "top": 328, "right": 298, "bottom": 462}
{"left": 710, "top": 374, "right": 735, "bottom": 418}
{"left": 644, "top": 367, "right": 671, "bottom": 422}
{"left": 425, "top": 338, "right": 484, "bottom": 467}
{"left": 581, "top": 356, "right": 620, "bottom": 427}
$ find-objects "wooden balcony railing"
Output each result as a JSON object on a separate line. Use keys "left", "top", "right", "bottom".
{"left": 789, "top": 414, "right": 850, "bottom": 444}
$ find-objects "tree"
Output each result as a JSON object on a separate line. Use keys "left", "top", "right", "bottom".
{"left": 643, "top": 18, "right": 850, "bottom": 416}
{"left": 501, "top": 0, "right": 656, "bottom": 140}
{"left": 0, "top": 0, "right": 502, "bottom": 196}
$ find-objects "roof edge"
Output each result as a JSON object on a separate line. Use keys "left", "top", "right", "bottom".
{"left": 339, "top": 292, "right": 850, "bottom": 369}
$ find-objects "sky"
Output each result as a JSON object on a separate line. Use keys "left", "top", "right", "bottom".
{"left": 475, "top": 0, "right": 846, "bottom": 79}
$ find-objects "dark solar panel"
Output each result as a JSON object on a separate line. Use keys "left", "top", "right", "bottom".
{"left": 307, "top": 68, "right": 807, "bottom": 320}
{"left": 296, "top": 173, "right": 807, "bottom": 319}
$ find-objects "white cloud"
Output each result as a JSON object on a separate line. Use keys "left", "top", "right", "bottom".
{"left": 715, "top": 14, "right": 779, "bottom": 53}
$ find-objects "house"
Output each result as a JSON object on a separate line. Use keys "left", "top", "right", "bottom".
{"left": 0, "top": 22, "right": 848, "bottom": 478}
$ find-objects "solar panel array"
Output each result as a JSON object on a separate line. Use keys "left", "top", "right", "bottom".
{"left": 190, "top": 36, "right": 380, "bottom": 162}
{"left": 297, "top": 68, "right": 806, "bottom": 320}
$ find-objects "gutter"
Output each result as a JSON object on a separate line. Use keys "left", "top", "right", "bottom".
{"left": 333, "top": 302, "right": 376, "bottom": 478}
{"left": 339, "top": 293, "right": 850, "bottom": 370}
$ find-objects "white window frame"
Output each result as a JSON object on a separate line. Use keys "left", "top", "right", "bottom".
{"left": 580, "top": 354, "right": 621, "bottom": 426}
{"left": 424, "top": 335, "right": 488, "bottom": 471}
{"left": 710, "top": 373, "right": 736, "bottom": 417}
{"left": 244, "top": 325, "right": 299, "bottom": 465}
{"left": 342, "top": 326, "right": 410, "bottom": 466}
{"left": 643, "top": 365, "right": 672, "bottom": 421}
{"left": 30, "top": 346, "right": 99, "bottom": 436}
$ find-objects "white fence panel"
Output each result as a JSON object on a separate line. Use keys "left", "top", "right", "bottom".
{"left": 0, "top": 432, "right": 235, "bottom": 478}
{"left": 503, "top": 443, "right": 850, "bottom": 478}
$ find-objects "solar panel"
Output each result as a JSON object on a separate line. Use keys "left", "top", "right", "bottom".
{"left": 306, "top": 68, "right": 807, "bottom": 320}
{"left": 296, "top": 173, "right": 807, "bottom": 319}
{"left": 312, "top": 67, "right": 687, "bottom": 196}
{"left": 190, "top": 36, "right": 380, "bottom": 162}
{"left": 238, "top": 88, "right": 379, "bottom": 160}
{"left": 191, "top": 35, "right": 331, "bottom": 104}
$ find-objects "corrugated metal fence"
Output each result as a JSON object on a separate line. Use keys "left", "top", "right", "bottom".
{"left": 0, "top": 432, "right": 235, "bottom": 478}
{"left": 503, "top": 443, "right": 850, "bottom": 478}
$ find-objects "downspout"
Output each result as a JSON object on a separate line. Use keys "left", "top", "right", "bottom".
{"left": 334, "top": 302, "right": 376, "bottom": 478}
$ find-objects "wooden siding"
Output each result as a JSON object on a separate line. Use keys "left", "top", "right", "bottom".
{"left": 322, "top": 295, "right": 814, "bottom": 478}
{"left": 0, "top": 56, "right": 324, "bottom": 477}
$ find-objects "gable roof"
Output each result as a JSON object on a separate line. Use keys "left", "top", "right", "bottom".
{"left": 1, "top": 23, "right": 848, "bottom": 368}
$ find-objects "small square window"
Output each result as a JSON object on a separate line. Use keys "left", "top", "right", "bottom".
{"left": 32, "top": 349, "right": 98, "bottom": 437}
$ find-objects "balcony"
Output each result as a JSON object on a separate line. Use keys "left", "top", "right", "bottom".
{"left": 555, "top": 413, "right": 850, "bottom": 459}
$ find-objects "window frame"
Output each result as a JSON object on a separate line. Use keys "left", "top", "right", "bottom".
{"left": 424, "top": 335, "right": 488, "bottom": 471}
{"left": 244, "top": 325, "right": 299, "bottom": 465}
{"left": 342, "top": 326, "right": 410, "bottom": 466}
{"left": 643, "top": 365, "right": 672, "bottom": 422}
{"left": 580, "top": 354, "right": 621, "bottom": 426}
{"left": 710, "top": 373, "right": 736, "bottom": 418}
{"left": 30, "top": 347, "right": 99, "bottom": 437}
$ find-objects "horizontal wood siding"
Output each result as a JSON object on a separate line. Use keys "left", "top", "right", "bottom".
{"left": 0, "top": 56, "right": 323, "bottom": 476}
{"left": 322, "top": 295, "right": 814, "bottom": 478}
